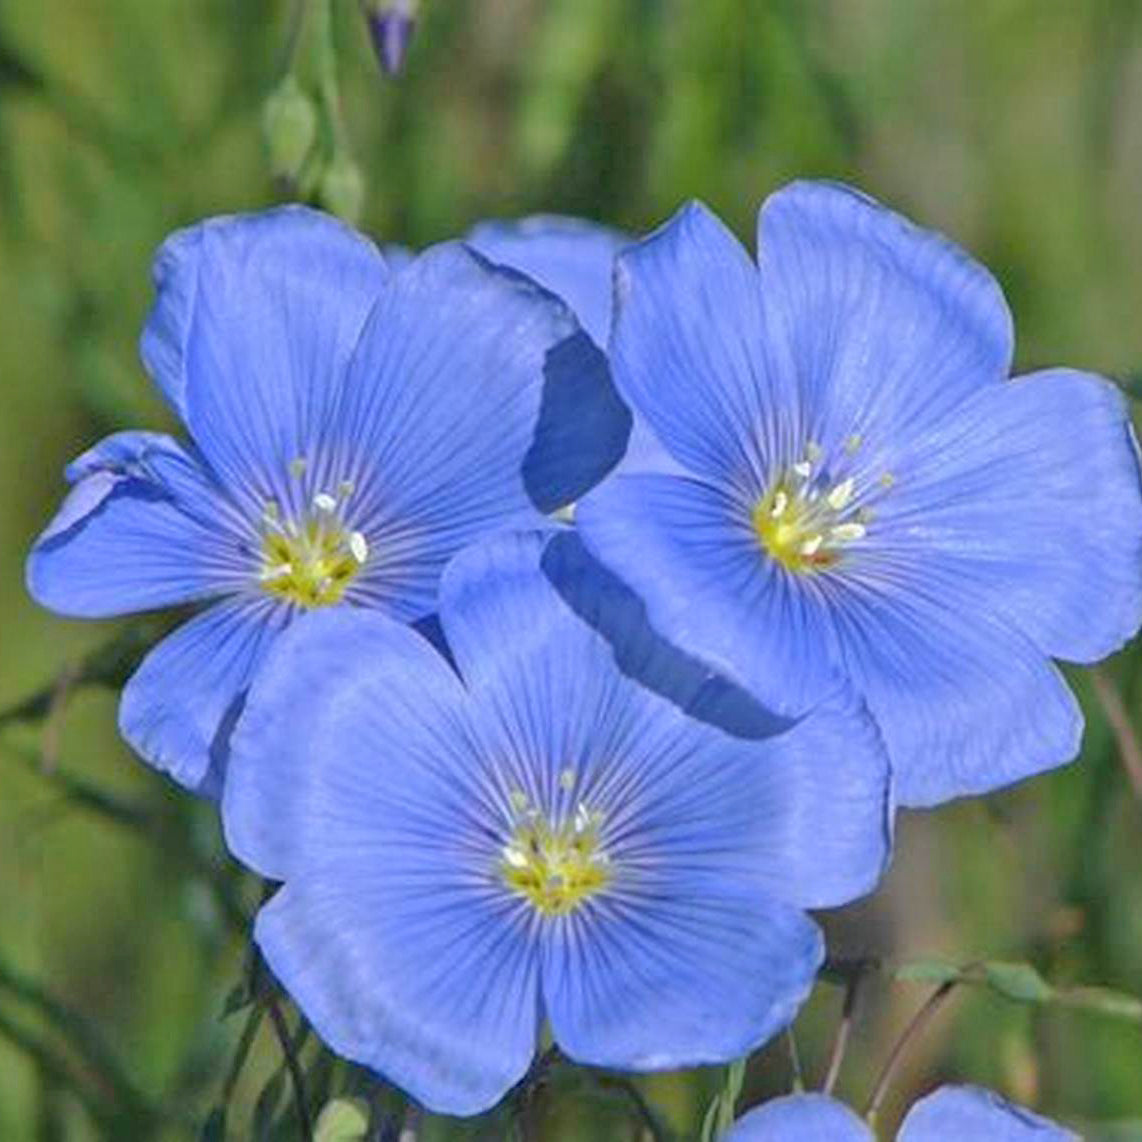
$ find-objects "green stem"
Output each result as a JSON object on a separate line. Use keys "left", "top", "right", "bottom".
{"left": 267, "top": 990, "right": 313, "bottom": 1140}
{"left": 864, "top": 980, "right": 959, "bottom": 1123}
{"left": 823, "top": 968, "right": 862, "bottom": 1095}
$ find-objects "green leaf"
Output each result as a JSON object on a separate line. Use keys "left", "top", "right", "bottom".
{"left": 982, "top": 961, "right": 1055, "bottom": 1005}
{"left": 314, "top": 1097, "right": 371, "bottom": 1142}
{"left": 894, "top": 959, "right": 962, "bottom": 985}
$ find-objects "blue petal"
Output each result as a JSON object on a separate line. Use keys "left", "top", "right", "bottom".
{"left": 869, "top": 368, "right": 1142, "bottom": 665}
{"left": 120, "top": 596, "right": 288, "bottom": 795}
{"left": 174, "top": 207, "right": 388, "bottom": 507}
{"left": 898, "top": 1085, "right": 1076, "bottom": 1141}
{"left": 223, "top": 608, "right": 539, "bottom": 1114}
{"left": 466, "top": 214, "right": 627, "bottom": 346}
{"left": 756, "top": 180, "right": 1014, "bottom": 453}
{"left": 380, "top": 242, "right": 416, "bottom": 271}
{"left": 537, "top": 531, "right": 892, "bottom": 908}
{"left": 223, "top": 608, "right": 471, "bottom": 881}
{"left": 830, "top": 573, "right": 1083, "bottom": 807}
{"left": 27, "top": 432, "right": 250, "bottom": 618}
{"left": 577, "top": 472, "right": 841, "bottom": 716}
{"left": 724, "top": 1094, "right": 873, "bottom": 1141}
{"left": 466, "top": 214, "right": 677, "bottom": 481}
{"left": 609, "top": 200, "right": 771, "bottom": 489}
{"left": 522, "top": 328, "right": 631, "bottom": 513}
{"left": 542, "top": 889, "right": 821, "bottom": 1071}
{"left": 538, "top": 529, "right": 792, "bottom": 737}
{"left": 333, "top": 243, "right": 578, "bottom": 620}
{"left": 256, "top": 878, "right": 537, "bottom": 1117}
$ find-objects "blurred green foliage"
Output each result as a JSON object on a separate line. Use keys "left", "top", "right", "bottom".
{"left": 2, "top": 0, "right": 1142, "bottom": 1138}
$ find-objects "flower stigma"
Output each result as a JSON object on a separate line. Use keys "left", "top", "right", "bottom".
{"left": 500, "top": 791, "right": 611, "bottom": 916}
{"left": 753, "top": 440, "right": 886, "bottom": 573}
{"left": 259, "top": 472, "right": 367, "bottom": 607}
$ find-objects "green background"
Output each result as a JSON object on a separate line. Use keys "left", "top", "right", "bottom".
{"left": 2, "top": 1, "right": 1142, "bottom": 1138}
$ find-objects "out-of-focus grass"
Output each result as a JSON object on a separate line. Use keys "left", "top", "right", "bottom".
{"left": 2, "top": 1, "right": 1142, "bottom": 1138}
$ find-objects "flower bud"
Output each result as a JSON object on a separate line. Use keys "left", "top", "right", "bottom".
{"left": 261, "top": 75, "right": 318, "bottom": 184}
{"left": 319, "top": 152, "right": 365, "bottom": 224}
{"left": 364, "top": 0, "right": 417, "bottom": 77}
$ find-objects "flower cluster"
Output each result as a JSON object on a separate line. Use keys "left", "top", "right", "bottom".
{"left": 28, "top": 182, "right": 1142, "bottom": 1124}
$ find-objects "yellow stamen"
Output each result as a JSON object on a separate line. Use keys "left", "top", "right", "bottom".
{"left": 500, "top": 800, "right": 610, "bottom": 917}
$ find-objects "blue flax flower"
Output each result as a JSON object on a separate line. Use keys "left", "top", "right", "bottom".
{"left": 725, "top": 1086, "right": 1075, "bottom": 1140}
{"left": 27, "top": 207, "right": 625, "bottom": 795}
{"left": 221, "top": 528, "right": 891, "bottom": 1114}
{"left": 578, "top": 181, "right": 1142, "bottom": 805}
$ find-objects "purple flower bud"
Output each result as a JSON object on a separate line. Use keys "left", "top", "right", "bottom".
{"left": 365, "top": 0, "right": 417, "bottom": 77}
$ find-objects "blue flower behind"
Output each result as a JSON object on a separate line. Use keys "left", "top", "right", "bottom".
{"left": 465, "top": 214, "right": 628, "bottom": 348}
{"left": 220, "top": 528, "right": 892, "bottom": 1115}
{"left": 27, "top": 206, "right": 627, "bottom": 796}
{"left": 577, "top": 181, "right": 1142, "bottom": 806}
{"left": 725, "top": 1086, "right": 1076, "bottom": 1140}
{"left": 466, "top": 214, "right": 679, "bottom": 474}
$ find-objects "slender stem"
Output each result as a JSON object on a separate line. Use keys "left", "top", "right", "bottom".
{"left": 266, "top": 992, "right": 313, "bottom": 1140}
{"left": 313, "top": 0, "right": 350, "bottom": 150}
{"left": 282, "top": 0, "right": 309, "bottom": 74}
{"left": 785, "top": 1027, "right": 805, "bottom": 1093}
{"left": 864, "top": 981, "right": 959, "bottom": 1122}
{"left": 1090, "top": 666, "right": 1142, "bottom": 802}
{"left": 823, "top": 970, "right": 862, "bottom": 1095}
{"left": 219, "top": 1004, "right": 266, "bottom": 1110}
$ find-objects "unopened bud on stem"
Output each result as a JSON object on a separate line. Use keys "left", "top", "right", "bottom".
{"left": 261, "top": 75, "right": 318, "bottom": 184}
{"left": 364, "top": 0, "right": 418, "bottom": 77}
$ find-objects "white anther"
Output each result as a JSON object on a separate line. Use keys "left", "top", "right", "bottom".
{"left": 845, "top": 433, "right": 863, "bottom": 454}
{"left": 348, "top": 531, "right": 369, "bottom": 564}
{"left": 792, "top": 460, "right": 812, "bottom": 479}
{"left": 313, "top": 492, "right": 338, "bottom": 513}
{"left": 826, "top": 478, "right": 855, "bottom": 511}
{"left": 800, "top": 534, "right": 824, "bottom": 557}
{"left": 574, "top": 802, "right": 593, "bottom": 834}
{"left": 509, "top": 789, "right": 529, "bottom": 813}
{"left": 337, "top": 480, "right": 356, "bottom": 499}
{"left": 830, "top": 522, "right": 867, "bottom": 543}
{"left": 805, "top": 441, "right": 822, "bottom": 462}
{"left": 559, "top": 768, "right": 576, "bottom": 792}
{"left": 503, "top": 845, "right": 528, "bottom": 869}
{"left": 289, "top": 456, "right": 308, "bottom": 479}
{"left": 770, "top": 490, "right": 789, "bottom": 518}
{"left": 259, "top": 562, "right": 292, "bottom": 581}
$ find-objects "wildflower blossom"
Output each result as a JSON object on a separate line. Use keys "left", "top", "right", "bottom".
{"left": 725, "top": 1086, "right": 1076, "bottom": 1140}
{"left": 27, "top": 207, "right": 624, "bottom": 795}
{"left": 221, "top": 529, "right": 891, "bottom": 1114}
{"left": 578, "top": 181, "right": 1142, "bottom": 805}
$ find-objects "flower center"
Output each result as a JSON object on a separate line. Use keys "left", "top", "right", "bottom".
{"left": 753, "top": 440, "right": 881, "bottom": 574}
{"left": 500, "top": 794, "right": 610, "bottom": 917}
{"left": 259, "top": 482, "right": 368, "bottom": 608}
